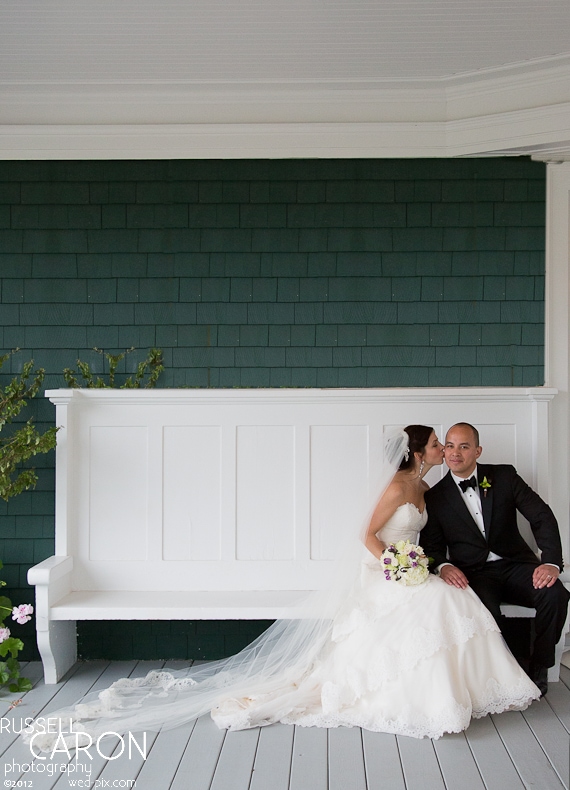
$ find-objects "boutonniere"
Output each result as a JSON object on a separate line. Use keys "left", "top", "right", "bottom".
{"left": 479, "top": 476, "right": 492, "bottom": 498}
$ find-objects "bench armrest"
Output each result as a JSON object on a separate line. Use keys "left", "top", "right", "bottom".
{"left": 28, "top": 555, "right": 73, "bottom": 587}
{"left": 28, "top": 556, "right": 73, "bottom": 631}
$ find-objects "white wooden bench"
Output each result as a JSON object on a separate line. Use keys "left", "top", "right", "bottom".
{"left": 28, "top": 387, "right": 568, "bottom": 683}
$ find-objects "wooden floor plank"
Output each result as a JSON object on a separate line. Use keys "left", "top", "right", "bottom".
{"left": 210, "top": 728, "right": 260, "bottom": 790}
{"left": 432, "top": 732, "right": 486, "bottom": 790}
{"left": 560, "top": 665, "right": 570, "bottom": 689}
{"left": 250, "top": 723, "right": 294, "bottom": 790}
{"left": 134, "top": 723, "right": 196, "bottom": 790}
{"left": 328, "top": 727, "right": 366, "bottom": 790}
{"left": 546, "top": 681, "right": 570, "bottom": 733}
{"left": 362, "top": 731, "right": 406, "bottom": 790}
{"left": 464, "top": 716, "right": 525, "bottom": 790}
{"left": 492, "top": 710, "right": 566, "bottom": 789}
{"left": 522, "top": 698, "right": 570, "bottom": 788}
{"left": 170, "top": 714, "right": 226, "bottom": 790}
{"left": 397, "top": 735, "right": 446, "bottom": 790}
{"left": 289, "top": 726, "right": 328, "bottom": 790}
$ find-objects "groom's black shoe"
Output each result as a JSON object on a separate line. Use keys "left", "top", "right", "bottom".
{"left": 529, "top": 663, "right": 548, "bottom": 696}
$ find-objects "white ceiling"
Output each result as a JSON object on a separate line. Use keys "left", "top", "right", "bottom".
{"left": 3, "top": 0, "right": 570, "bottom": 83}
{"left": 2, "top": 0, "right": 570, "bottom": 159}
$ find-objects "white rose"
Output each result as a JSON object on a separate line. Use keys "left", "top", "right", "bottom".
{"left": 402, "top": 566, "right": 429, "bottom": 586}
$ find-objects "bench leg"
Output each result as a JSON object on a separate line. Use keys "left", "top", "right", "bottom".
{"left": 36, "top": 620, "right": 77, "bottom": 684}
{"left": 548, "top": 578, "right": 570, "bottom": 682}
{"left": 499, "top": 602, "right": 569, "bottom": 683}
{"left": 549, "top": 604, "right": 570, "bottom": 682}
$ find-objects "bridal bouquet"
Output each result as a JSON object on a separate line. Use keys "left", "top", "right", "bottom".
{"left": 381, "top": 540, "right": 429, "bottom": 586}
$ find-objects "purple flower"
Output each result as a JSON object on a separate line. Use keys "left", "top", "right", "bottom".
{"left": 383, "top": 558, "right": 392, "bottom": 564}
{"left": 409, "top": 551, "right": 417, "bottom": 559}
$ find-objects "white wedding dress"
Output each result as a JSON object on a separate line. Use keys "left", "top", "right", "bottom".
{"left": 211, "top": 503, "right": 540, "bottom": 738}
{"left": 26, "top": 503, "right": 540, "bottom": 751}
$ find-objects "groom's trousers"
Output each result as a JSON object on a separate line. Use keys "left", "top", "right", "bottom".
{"left": 465, "top": 559, "right": 570, "bottom": 668}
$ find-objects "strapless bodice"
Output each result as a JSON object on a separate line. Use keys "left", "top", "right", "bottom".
{"left": 377, "top": 502, "right": 427, "bottom": 545}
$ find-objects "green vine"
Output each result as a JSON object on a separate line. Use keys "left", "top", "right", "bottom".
{"left": 0, "top": 351, "right": 57, "bottom": 502}
{"left": 63, "top": 347, "right": 164, "bottom": 389}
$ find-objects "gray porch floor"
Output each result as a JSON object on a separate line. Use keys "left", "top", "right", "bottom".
{"left": 1, "top": 659, "right": 569, "bottom": 790}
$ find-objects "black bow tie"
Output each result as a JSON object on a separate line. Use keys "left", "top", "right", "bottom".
{"left": 459, "top": 476, "right": 477, "bottom": 492}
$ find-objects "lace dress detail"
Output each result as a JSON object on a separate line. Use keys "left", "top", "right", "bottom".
{"left": 212, "top": 503, "right": 540, "bottom": 738}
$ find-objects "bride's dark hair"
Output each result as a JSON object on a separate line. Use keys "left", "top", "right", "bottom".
{"left": 398, "top": 425, "right": 434, "bottom": 471}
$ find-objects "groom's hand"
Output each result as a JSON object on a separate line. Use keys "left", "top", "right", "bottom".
{"left": 439, "top": 565, "right": 469, "bottom": 589}
{"left": 533, "top": 564, "right": 560, "bottom": 589}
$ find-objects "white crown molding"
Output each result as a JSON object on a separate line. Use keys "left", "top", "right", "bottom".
{"left": 444, "top": 62, "right": 570, "bottom": 121}
{"left": 2, "top": 59, "right": 570, "bottom": 159}
{"left": 0, "top": 121, "right": 448, "bottom": 160}
{"left": 2, "top": 107, "right": 570, "bottom": 160}
{"left": 0, "top": 82, "right": 446, "bottom": 125}
{"left": 445, "top": 102, "right": 570, "bottom": 156}
{"left": 2, "top": 58, "right": 570, "bottom": 125}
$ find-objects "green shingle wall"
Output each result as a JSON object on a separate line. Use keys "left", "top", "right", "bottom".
{"left": 0, "top": 157, "right": 545, "bottom": 659}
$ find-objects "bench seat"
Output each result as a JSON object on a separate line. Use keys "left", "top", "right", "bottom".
{"left": 49, "top": 590, "right": 310, "bottom": 621}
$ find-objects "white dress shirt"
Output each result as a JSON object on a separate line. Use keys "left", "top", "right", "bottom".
{"left": 450, "top": 470, "right": 502, "bottom": 562}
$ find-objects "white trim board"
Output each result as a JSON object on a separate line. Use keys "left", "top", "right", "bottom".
{"left": 545, "top": 162, "right": 570, "bottom": 562}
{"left": 2, "top": 108, "right": 570, "bottom": 160}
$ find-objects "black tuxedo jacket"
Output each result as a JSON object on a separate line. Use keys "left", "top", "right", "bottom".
{"left": 422, "top": 464, "right": 564, "bottom": 573}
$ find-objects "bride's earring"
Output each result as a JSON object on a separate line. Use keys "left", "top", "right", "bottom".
{"left": 418, "top": 460, "right": 425, "bottom": 478}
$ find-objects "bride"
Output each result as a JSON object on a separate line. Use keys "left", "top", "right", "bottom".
{"left": 26, "top": 425, "right": 539, "bottom": 748}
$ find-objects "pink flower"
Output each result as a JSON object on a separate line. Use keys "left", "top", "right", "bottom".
{"left": 12, "top": 604, "right": 33, "bottom": 625}
{"left": 0, "top": 627, "right": 10, "bottom": 643}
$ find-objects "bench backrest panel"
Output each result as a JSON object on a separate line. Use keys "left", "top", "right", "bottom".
{"left": 46, "top": 388, "right": 555, "bottom": 593}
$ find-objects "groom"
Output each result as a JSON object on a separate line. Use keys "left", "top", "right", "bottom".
{"left": 422, "top": 422, "right": 570, "bottom": 695}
